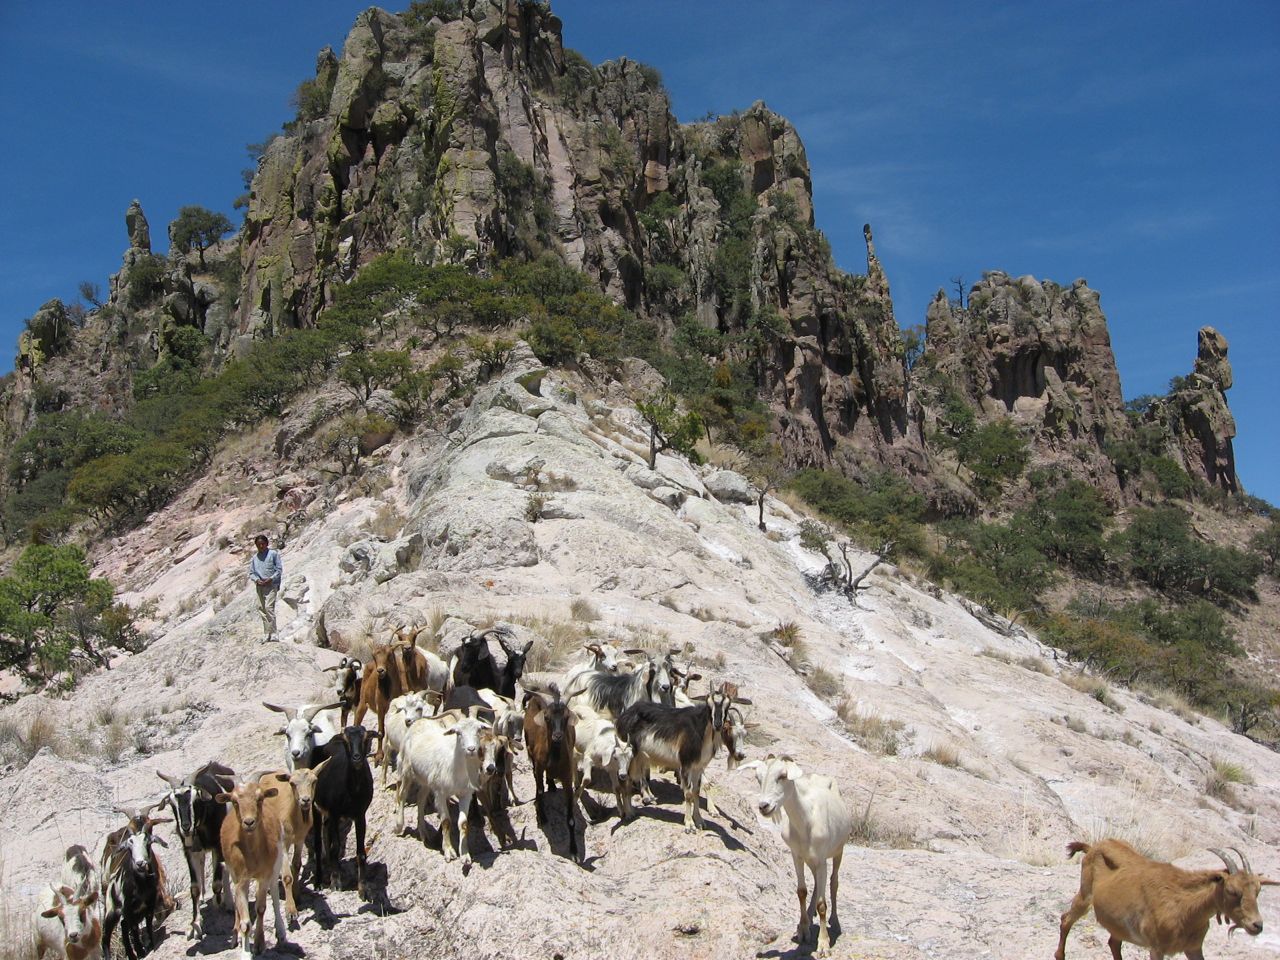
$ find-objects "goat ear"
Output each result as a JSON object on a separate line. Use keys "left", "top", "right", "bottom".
{"left": 508, "top": 739, "right": 524, "bottom": 753}
{"left": 262, "top": 787, "right": 279, "bottom": 799}
{"left": 82, "top": 890, "right": 98, "bottom": 907}
{"left": 214, "top": 792, "right": 232, "bottom": 804}
{"left": 686, "top": 673, "right": 703, "bottom": 682}
{"left": 40, "top": 907, "right": 62, "bottom": 918}
{"left": 443, "top": 728, "right": 460, "bottom": 737}
{"left": 733, "top": 697, "right": 753, "bottom": 705}
{"left": 737, "top": 760, "right": 763, "bottom": 774}
{"left": 151, "top": 835, "right": 169, "bottom": 849}
{"left": 275, "top": 726, "right": 288, "bottom": 736}
{"left": 783, "top": 761, "right": 804, "bottom": 781}
{"left": 1261, "top": 877, "right": 1279, "bottom": 886}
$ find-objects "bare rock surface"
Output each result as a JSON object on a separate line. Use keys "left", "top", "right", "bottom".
{"left": 2, "top": 361, "right": 1278, "bottom": 960}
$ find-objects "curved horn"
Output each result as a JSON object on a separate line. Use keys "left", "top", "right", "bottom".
{"left": 155, "top": 770, "right": 180, "bottom": 788}
{"left": 302, "top": 702, "right": 344, "bottom": 723}
{"left": 261, "top": 702, "right": 297, "bottom": 719}
{"left": 1209, "top": 848, "right": 1240, "bottom": 874}
{"left": 1230, "top": 846, "right": 1252, "bottom": 874}
{"left": 321, "top": 664, "right": 346, "bottom": 673}
{"left": 620, "top": 648, "right": 646, "bottom": 656}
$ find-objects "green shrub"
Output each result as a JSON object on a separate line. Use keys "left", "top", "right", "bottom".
{"left": 1112, "top": 506, "right": 1259, "bottom": 601}
{"left": 1149, "top": 456, "right": 1195, "bottom": 499}
{"left": 955, "top": 419, "right": 1029, "bottom": 498}
{"left": 1023, "top": 479, "right": 1111, "bottom": 575}
{"left": 126, "top": 255, "right": 167, "bottom": 309}
{"left": 790, "top": 468, "right": 926, "bottom": 556}
{"left": 1251, "top": 520, "right": 1280, "bottom": 574}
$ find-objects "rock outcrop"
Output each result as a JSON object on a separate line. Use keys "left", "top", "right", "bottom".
{"left": 921, "top": 272, "right": 1131, "bottom": 500}
{"left": 1150, "top": 325, "right": 1238, "bottom": 492}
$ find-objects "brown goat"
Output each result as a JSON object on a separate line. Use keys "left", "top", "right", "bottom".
{"left": 353, "top": 643, "right": 407, "bottom": 755}
{"left": 258, "top": 762, "right": 330, "bottom": 927}
{"left": 1056, "top": 840, "right": 1276, "bottom": 960}
{"left": 217, "top": 779, "right": 288, "bottom": 958}
{"left": 523, "top": 683, "right": 582, "bottom": 864}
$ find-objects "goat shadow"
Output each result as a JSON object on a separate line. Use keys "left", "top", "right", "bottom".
{"left": 182, "top": 904, "right": 305, "bottom": 957}
{"left": 755, "top": 914, "right": 845, "bottom": 959}
{"left": 531, "top": 785, "right": 592, "bottom": 870}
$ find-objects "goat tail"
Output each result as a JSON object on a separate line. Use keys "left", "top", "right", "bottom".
{"left": 1066, "top": 841, "right": 1090, "bottom": 860}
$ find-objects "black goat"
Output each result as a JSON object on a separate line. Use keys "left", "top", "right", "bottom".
{"left": 523, "top": 683, "right": 581, "bottom": 864}
{"left": 155, "top": 760, "right": 235, "bottom": 940}
{"left": 101, "top": 805, "right": 170, "bottom": 960}
{"left": 448, "top": 626, "right": 510, "bottom": 694}
{"left": 311, "top": 725, "right": 378, "bottom": 900}
{"left": 497, "top": 633, "right": 534, "bottom": 700}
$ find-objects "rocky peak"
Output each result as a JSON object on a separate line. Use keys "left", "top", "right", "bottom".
{"left": 1150, "top": 325, "right": 1238, "bottom": 493}
{"left": 125, "top": 198, "right": 150, "bottom": 252}
{"left": 920, "top": 272, "right": 1129, "bottom": 500}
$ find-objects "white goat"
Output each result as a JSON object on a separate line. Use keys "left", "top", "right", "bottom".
{"left": 380, "top": 692, "right": 430, "bottom": 787}
{"left": 561, "top": 641, "right": 633, "bottom": 690}
{"left": 262, "top": 702, "right": 342, "bottom": 771}
{"left": 394, "top": 715, "right": 506, "bottom": 866}
{"left": 740, "top": 755, "right": 852, "bottom": 958}
{"left": 34, "top": 870, "right": 102, "bottom": 957}
{"left": 570, "top": 702, "right": 634, "bottom": 819}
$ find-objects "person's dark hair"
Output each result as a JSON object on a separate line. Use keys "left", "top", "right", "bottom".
{"left": 255, "top": 534, "right": 269, "bottom": 545}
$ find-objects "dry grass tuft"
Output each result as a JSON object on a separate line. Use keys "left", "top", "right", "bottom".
{"left": 806, "top": 666, "right": 842, "bottom": 699}
{"left": 1205, "top": 756, "right": 1253, "bottom": 805}
{"left": 0, "top": 862, "right": 35, "bottom": 960}
{"left": 837, "top": 699, "right": 905, "bottom": 756}
{"left": 569, "top": 598, "right": 600, "bottom": 622}
{"left": 1136, "top": 683, "right": 1199, "bottom": 724}
{"left": 368, "top": 502, "right": 406, "bottom": 540}
{"left": 772, "top": 621, "right": 802, "bottom": 646}
{"left": 848, "top": 791, "right": 916, "bottom": 848}
{"left": 921, "top": 742, "right": 961, "bottom": 768}
{"left": 512, "top": 616, "right": 589, "bottom": 673}
{"left": 1061, "top": 672, "right": 1123, "bottom": 711}
{"left": 1079, "top": 778, "right": 1194, "bottom": 861}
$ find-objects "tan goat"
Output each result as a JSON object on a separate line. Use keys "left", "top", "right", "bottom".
{"left": 257, "top": 761, "right": 329, "bottom": 927}
{"left": 353, "top": 643, "right": 407, "bottom": 754}
{"left": 1056, "top": 840, "right": 1276, "bottom": 960}
{"left": 217, "top": 780, "right": 288, "bottom": 959}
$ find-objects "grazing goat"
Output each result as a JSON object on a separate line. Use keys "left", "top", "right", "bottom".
{"left": 353, "top": 643, "right": 407, "bottom": 751}
{"left": 263, "top": 702, "right": 342, "bottom": 771}
{"left": 257, "top": 762, "right": 330, "bottom": 926}
{"left": 524, "top": 683, "right": 582, "bottom": 863}
{"left": 35, "top": 878, "right": 102, "bottom": 960}
{"left": 740, "top": 754, "right": 852, "bottom": 958}
{"left": 215, "top": 779, "right": 288, "bottom": 960}
{"left": 448, "top": 626, "right": 511, "bottom": 695}
{"left": 155, "top": 761, "right": 235, "bottom": 939}
{"left": 565, "top": 650, "right": 679, "bottom": 720}
{"left": 100, "top": 805, "right": 170, "bottom": 960}
{"left": 618, "top": 682, "right": 751, "bottom": 833}
{"left": 380, "top": 691, "right": 430, "bottom": 787}
{"left": 311, "top": 725, "right": 378, "bottom": 899}
{"left": 322, "top": 656, "right": 362, "bottom": 727}
{"left": 570, "top": 703, "right": 634, "bottom": 820}
{"left": 1055, "top": 841, "right": 1276, "bottom": 960}
{"left": 395, "top": 714, "right": 512, "bottom": 866}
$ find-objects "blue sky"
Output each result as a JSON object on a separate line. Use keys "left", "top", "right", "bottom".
{"left": 1, "top": 1, "right": 1277, "bottom": 501}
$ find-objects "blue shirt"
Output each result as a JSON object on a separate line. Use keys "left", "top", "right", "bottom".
{"left": 249, "top": 548, "right": 282, "bottom": 586}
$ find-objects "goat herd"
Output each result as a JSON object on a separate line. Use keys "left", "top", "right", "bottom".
{"left": 30, "top": 625, "right": 1279, "bottom": 960}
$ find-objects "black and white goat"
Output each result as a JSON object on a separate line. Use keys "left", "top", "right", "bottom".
{"left": 322, "top": 656, "right": 363, "bottom": 727}
{"left": 155, "top": 761, "right": 235, "bottom": 940}
{"left": 564, "top": 649, "right": 680, "bottom": 719}
{"left": 616, "top": 681, "right": 751, "bottom": 832}
{"left": 496, "top": 633, "right": 534, "bottom": 700}
{"left": 100, "top": 803, "right": 170, "bottom": 960}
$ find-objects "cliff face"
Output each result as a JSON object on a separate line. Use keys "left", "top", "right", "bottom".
{"left": 920, "top": 272, "right": 1132, "bottom": 501}
{"left": 235, "top": 1, "right": 914, "bottom": 478}
{"left": 0, "top": 1, "right": 1246, "bottom": 516}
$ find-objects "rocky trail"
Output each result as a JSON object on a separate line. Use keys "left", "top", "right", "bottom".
{"left": 2, "top": 349, "right": 1278, "bottom": 959}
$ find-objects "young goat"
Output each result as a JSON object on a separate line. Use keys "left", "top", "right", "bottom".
{"left": 379, "top": 691, "right": 431, "bottom": 787}
{"left": 524, "top": 683, "right": 582, "bottom": 863}
{"left": 216, "top": 778, "right": 288, "bottom": 960}
{"left": 353, "top": 644, "right": 407, "bottom": 753}
{"left": 1055, "top": 841, "right": 1276, "bottom": 960}
{"left": 570, "top": 703, "right": 634, "bottom": 821}
{"left": 35, "top": 877, "right": 102, "bottom": 960}
{"left": 156, "top": 760, "right": 235, "bottom": 939}
{"left": 739, "top": 754, "right": 852, "bottom": 958}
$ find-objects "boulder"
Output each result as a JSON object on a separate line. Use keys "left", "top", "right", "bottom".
{"left": 704, "top": 469, "right": 756, "bottom": 504}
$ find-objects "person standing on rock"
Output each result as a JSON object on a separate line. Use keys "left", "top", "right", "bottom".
{"left": 249, "top": 534, "right": 283, "bottom": 641}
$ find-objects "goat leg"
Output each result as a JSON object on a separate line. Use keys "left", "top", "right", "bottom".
{"left": 186, "top": 850, "right": 204, "bottom": 938}
{"left": 355, "top": 813, "right": 368, "bottom": 900}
